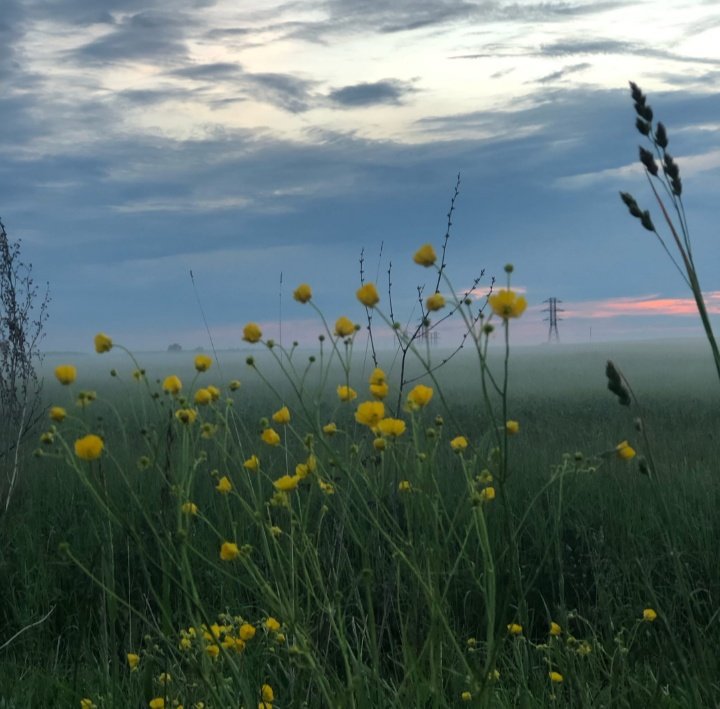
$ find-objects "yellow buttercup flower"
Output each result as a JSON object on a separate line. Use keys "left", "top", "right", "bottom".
{"left": 126, "top": 652, "right": 140, "bottom": 670}
{"left": 413, "top": 243, "right": 437, "bottom": 267}
{"left": 216, "top": 476, "right": 233, "bottom": 493}
{"left": 55, "top": 364, "right": 77, "bottom": 385}
{"left": 261, "top": 428, "right": 281, "bottom": 446}
{"left": 265, "top": 617, "right": 281, "bottom": 632}
{"left": 293, "top": 283, "right": 312, "bottom": 303}
{"left": 426, "top": 293, "right": 445, "bottom": 312}
{"left": 220, "top": 542, "right": 240, "bottom": 561}
{"left": 74, "top": 434, "right": 104, "bottom": 461}
{"left": 80, "top": 699, "right": 97, "bottom": 709}
{"left": 377, "top": 417, "right": 406, "bottom": 437}
{"left": 450, "top": 435, "right": 468, "bottom": 452}
{"left": 337, "top": 385, "right": 357, "bottom": 402}
{"left": 206, "top": 644, "right": 220, "bottom": 658}
{"left": 206, "top": 384, "right": 220, "bottom": 401}
{"left": 616, "top": 440, "right": 636, "bottom": 460}
{"left": 194, "top": 388, "right": 212, "bottom": 405}
{"left": 50, "top": 406, "right": 67, "bottom": 422}
{"left": 175, "top": 408, "right": 197, "bottom": 425}
{"left": 549, "top": 622, "right": 562, "bottom": 637}
{"left": 398, "top": 480, "right": 412, "bottom": 492}
{"left": 356, "top": 282, "right": 379, "bottom": 307}
{"left": 181, "top": 502, "right": 198, "bottom": 516}
{"left": 323, "top": 422, "right": 338, "bottom": 436}
{"left": 369, "top": 367, "right": 386, "bottom": 385}
{"left": 243, "top": 454, "right": 260, "bottom": 471}
{"left": 369, "top": 381, "right": 389, "bottom": 399}
{"left": 480, "top": 486, "right": 495, "bottom": 502}
{"left": 94, "top": 333, "right": 113, "bottom": 353}
{"left": 334, "top": 316, "right": 356, "bottom": 338}
{"left": 373, "top": 437, "right": 386, "bottom": 451}
{"left": 461, "top": 692, "right": 472, "bottom": 702}
{"left": 549, "top": 671, "right": 563, "bottom": 683}
{"left": 273, "top": 474, "right": 300, "bottom": 492}
{"left": 318, "top": 479, "right": 335, "bottom": 494}
{"left": 149, "top": 699, "right": 165, "bottom": 709}
{"left": 506, "top": 420, "right": 520, "bottom": 435}
{"left": 243, "top": 322, "right": 262, "bottom": 343}
{"left": 295, "top": 463, "right": 310, "bottom": 479}
{"left": 355, "top": 400, "right": 385, "bottom": 428}
{"left": 239, "top": 623, "right": 256, "bottom": 641}
{"left": 194, "top": 354, "right": 212, "bottom": 372}
{"left": 163, "top": 375, "right": 182, "bottom": 395}
{"left": 489, "top": 289, "right": 527, "bottom": 319}
{"left": 507, "top": 623, "right": 523, "bottom": 635}
{"left": 272, "top": 406, "right": 291, "bottom": 424}
{"left": 407, "top": 384, "right": 433, "bottom": 409}
{"left": 643, "top": 608, "right": 657, "bottom": 622}
{"left": 261, "top": 684, "right": 274, "bottom": 702}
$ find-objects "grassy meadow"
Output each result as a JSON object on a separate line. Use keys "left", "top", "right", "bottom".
{"left": 2, "top": 322, "right": 720, "bottom": 708}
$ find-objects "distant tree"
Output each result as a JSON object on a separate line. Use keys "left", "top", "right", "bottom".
{"left": 0, "top": 218, "right": 50, "bottom": 513}
{"left": 167, "top": 343, "right": 182, "bottom": 352}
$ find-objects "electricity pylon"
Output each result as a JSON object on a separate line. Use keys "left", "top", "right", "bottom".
{"left": 542, "top": 297, "right": 563, "bottom": 342}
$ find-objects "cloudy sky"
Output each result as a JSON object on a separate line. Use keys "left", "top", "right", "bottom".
{"left": 2, "top": 0, "right": 720, "bottom": 352}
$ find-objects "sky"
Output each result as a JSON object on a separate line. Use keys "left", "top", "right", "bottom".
{"left": 2, "top": 0, "right": 720, "bottom": 352}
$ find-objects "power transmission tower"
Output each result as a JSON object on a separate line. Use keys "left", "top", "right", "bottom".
{"left": 542, "top": 297, "right": 563, "bottom": 342}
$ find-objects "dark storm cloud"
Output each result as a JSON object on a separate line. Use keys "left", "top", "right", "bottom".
{"left": 535, "top": 62, "right": 591, "bottom": 83}
{"left": 69, "top": 10, "right": 191, "bottom": 64}
{"left": 328, "top": 80, "right": 415, "bottom": 107}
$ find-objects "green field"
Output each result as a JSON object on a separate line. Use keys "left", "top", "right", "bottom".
{"left": 2, "top": 337, "right": 719, "bottom": 708}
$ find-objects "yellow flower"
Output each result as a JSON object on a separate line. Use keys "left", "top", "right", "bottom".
{"left": 261, "top": 684, "right": 274, "bottom": 702}
{"left": 220, "top": 541, "right": 240, "bottom": 561}
{"left": 398, "top": 480, "right": 412, "bottom": 492}
{"left": 157, "top": 672, "right": 171, "bottom": 685}
{"left": 293, "top": 283, "right": 312, "bottom": 303}
{"left": 549, "top": 671, "right": 563, "bottom": 683}
{"left": 40, "top": 431, "right": 54, "bottom": 445}
{"left": 239, "top": 623, "right": 256, "bottom": 641}
{"left": 261, "top": 428, "right": 281, "bottom": 446}
{"left": 295, "top": 463, "right": 310, "bottom": 479}
{"left": 272, "top": 406, "right": 291, "bottom": 424}
{"left": 373, "top": 437, "right": 386, "bottom": 451}
{"left": 549, "top": 621, "right": 562, "bottom": 637}
{"left": 163, "top": 375, "right": 182, "bottom": 395}
{"left": 356, "top": 282, "right": 379, "bottom": 307}
{"left": 175, "top": 408, "right": 197, "bottom": 425}
{"left": 194, "top": 354, "right": 212, "bottom": 371}
{"left": 377, "top": 417, "right": 406, "bottom": 437}
{"left": 577, "top": 640, "right": 592, "bottom": 656}
{"left": 181, "top": 502, "right": 198, "bottom": 516}
{"left": 334, "top": 316, "right": 356, "bottom": 338}
{"left": 426, "top": 292, "right": 445, "bottom": 312}
{"left": 643, "top": 608, "right": 657, "bottom": 622}
{"left": 149, "top": 699, "right": 165, "bottom": 709}
{"left": 413, "top": 243, "right": 437, "bottom": 267}
{"left": 450, "top": 435, "right": 468, "bottom": 452}
{"left": 318, "top": 479, "right": 335, "bottom": 494}
{"left": 216, "top": 476, "right": 233, "bottom": 493}
{"left": 206, "top": 644, "right": 220, "bottom": 658}
{"left": 243, "top": 322, "right": 262, "bottom": 343}
{"left": 270, "top": 525, "right": 283, "bottom": 537}
{"left": 616, "top": 440, "right": 636, "bottom": 460}
{"left": 480, "top": 486, "right": 495, "bottom": 502}
{"left": 369, "top": 382, "right": 389, "bottom": 399}
{"left": 265, "top": 617, "right": 281, "bottom": 632}
{"left": 355, "top": 400, "right": 385, "bottom": 427}
{"left": 407, "top": 384, "right": 433, "bottom": 409}
{"left": 206, "top": 384, "right": 220, "bottom": 401}
{"left": 126, "top": 652, "right": 140, "bottom": 670}
{"left": 337, "top": 385, "right": 357, "bottom": 402}
{"left": 506, "top": 420, "right": 520, "bottom": 435}
{"left": 94, "top": 333, "right": 113, "bottom": 353}
{"left": 50, "top": 406, "right": 67, "bottom": 422}
{"left": 489, "top": 289, "right": 527, "bottom": 319}
{"left": 369, "top": 367, "right": 386, "bottom": 385}
{"left": 507, "top": 623, "right": 523, "bottom": 635}
{"left": 461, "top": 691, "right": 472, "bottom": 702}
{"left": 229, "top": 379, "right": 241, "bottom": 391}
{"left": 244, "top": 455, "right": 260, "bottom": 471}
{"left": 74, "top": 434, "right": 104, "bottom": 461}
{"left": 273, "top": 474, "right": 300, "bottom": 492}
{"left": 80, "top": 701, "right": 97, "bottom": 709}
{"left": 323, "top": 422, "right": 338, "bottom": 436}
{"left": 194, "top": 388, "right": 212, "bottom": 405}
{"left": 55, "top": 364, "right": 77, "bottom": 385}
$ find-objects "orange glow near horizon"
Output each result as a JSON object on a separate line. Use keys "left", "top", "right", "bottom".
{"left": 562, "top": 292, "right": 720, "bottom": 318}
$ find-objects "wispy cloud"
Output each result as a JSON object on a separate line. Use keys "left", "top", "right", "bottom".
{"left": 563, "top": 293, "right": 720, "bottom": 318}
